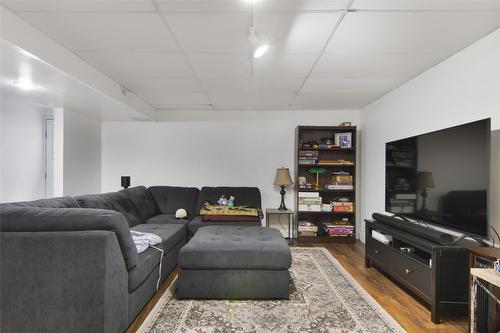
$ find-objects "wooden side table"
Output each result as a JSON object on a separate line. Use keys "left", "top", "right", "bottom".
{"left": 265, "top": 209, "right": 295, "bottom": 242}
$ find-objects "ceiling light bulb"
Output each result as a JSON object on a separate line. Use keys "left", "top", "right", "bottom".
{"left": 253, "top": 44, "right": 269, "bottom": 58}
{"left": 12, "top": 78, "right": 39, "bottom": 91}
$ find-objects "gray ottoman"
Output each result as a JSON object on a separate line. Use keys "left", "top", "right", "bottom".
{"left": 177, "top": 226, "right": 292, "bottom": 300}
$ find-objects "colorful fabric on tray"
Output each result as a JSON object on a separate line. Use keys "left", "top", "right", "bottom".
{"left": 200, "top": 203, "right": 260, "bottom": 217}
{"left": 202, "top": 215, "right": 260, "bottom": 222}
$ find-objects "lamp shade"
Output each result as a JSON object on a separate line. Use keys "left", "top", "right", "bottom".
{"left": 417, "top": 171, "right": 435, "bottom": 188}
{"left": 273, "top": 167, "right": 293, "bottom": 187}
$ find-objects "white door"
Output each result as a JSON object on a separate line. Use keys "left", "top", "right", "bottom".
{"left": 45, "top": 118, "right": 54, "bottom": 198}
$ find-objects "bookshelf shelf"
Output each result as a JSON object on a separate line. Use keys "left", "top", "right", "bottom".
{"left": 295, "top": 125, "right": 357, "bottom": 243}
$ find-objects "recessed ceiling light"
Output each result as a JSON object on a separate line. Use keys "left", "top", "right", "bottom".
{"left": 253, "top": 44, "right": 269, "bottom": 58}
{"left": 12, "top": 77, "right": 40, "bottom": 91}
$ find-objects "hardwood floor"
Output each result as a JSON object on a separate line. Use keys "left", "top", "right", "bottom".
{"left": 127, "top": 241, "right": 468, "bottom": 333}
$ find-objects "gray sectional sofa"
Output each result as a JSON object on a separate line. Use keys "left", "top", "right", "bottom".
{"left": 0, "top": 186, "right": 262, "bottom": 333}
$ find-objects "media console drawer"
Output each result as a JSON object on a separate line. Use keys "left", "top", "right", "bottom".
{"left": 366, "top": 237, "right": 390, "bottom": 268}
{"left": 390, "top": 251, "right": 432, "bottom": 298}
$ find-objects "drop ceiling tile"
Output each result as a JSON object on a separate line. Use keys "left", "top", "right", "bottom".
{"left": 326, "top": 11, "right": 500, "bottom": 54}
{"left": 352, "top": 0, "right": 500, "bottom": 11}
{"left": 256, "top": 0, "right": 348, "bottom": 12}
{"left": 187, "top": 53, "right": 252, "bottom": 78}
{"left": 209, "top": 92, "right": 295, "bottom": 107}
{"left": 137, "top": 92, "right": 210, "bottom": 106}
{"left": 156, "top": 0, "right": 249, "bottom": 13}
{"left": 253, "top": 53, "right": 318, "bottom": 78}
{"left": 301, "top": 77, "right": 405, "bottom": 94}
{"left": 164, "top": 13, "right": 251, "bottom": 53}
{"left": 79, "top": 52, "right": 193, "bottom": 78}
{"left": 17, "top": 12, "right": 178, "bottom": 52}
{"left": 113, "top": 77, "right": 203, "bottom": 93}
{"left": 311, "top": 53, "right": 450, "bottom": 78}
{"left": 4, "top": 0, "right": 155, "bottom": 12}
{"left": 256, "top": 12, "right": 342, "bottom": 53}
{"left": 157, "top": 0, "right": 348, "bottom": 13}
{"left": 295, "top": 92, "right": 384, "bottom": 108}
{"left": 200, "top": 77, "right": 303, "bottom": 93}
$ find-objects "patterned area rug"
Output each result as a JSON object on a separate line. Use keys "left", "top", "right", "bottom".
{"left": 138, "top": 247, "right": 406, "bottom": 333}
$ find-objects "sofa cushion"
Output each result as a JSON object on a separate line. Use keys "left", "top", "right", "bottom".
{"left": 179, "top": 226, "right": 291, "bottom": 270}
{"left": 121, "top": 186, "right": 158, "bottom": 222}
{"left": 148, "top": 186, "right": 199, "bottom": 216}
{"left": 147, "top": 214, "right": 191, "bottom": 226}
{"left": 131, "top": 224, "right": 186, "bottom": 253}
{"left": 187, "top": 216, "right": 261, "bottom": 237}
{"left": 127, "top": 247, "right": 161, "bottom": 292}
{"left": 128, "top": 223, "right": 187, "bottom": 291}
{"left": 75, "top": 192, "right": 141, "bottom": 227}
{"left": 196, "top": 187, "right": 261, "bottom": 213}
{"left": 2, "top": 196, "right": 80, "bottom": 208}
{"left": 0, "top": 206, "right": 138, "bottom": 272}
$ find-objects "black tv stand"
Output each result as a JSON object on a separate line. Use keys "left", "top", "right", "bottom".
{"left": 451, "top": 234, "right": 489, "bottom": 247}
{"left": 365, "top": 217, "right": 475, "bottom": 323}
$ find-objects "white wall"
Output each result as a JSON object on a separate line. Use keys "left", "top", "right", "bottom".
{"left": 361, "top": 28, "right": 500, "bottom": 242}
{"left": 54, "top": 108, "right": 102, "bottom": 196}
{"left": 102, "top": 110, "right": 361, "bottom": 228}
{"left": 0, "top": 97, "right": 52, "bottom": 202}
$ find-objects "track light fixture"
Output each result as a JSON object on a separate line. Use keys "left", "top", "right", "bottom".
{"left": 249, "top": 25, "right": 268, "bottom": 58}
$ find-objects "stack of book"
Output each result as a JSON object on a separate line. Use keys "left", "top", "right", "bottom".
{"left": 323, "top": 222, "right": 354, "bottom": 237}
{"left": 327, "top": 172, "right": 353, "bottom": 190}
{"left": 298, "top": 221, "right": 318, "bottom": 236}
{"left": 298, "top": 150, "right": 318, "bottom": 165}
{"left": 298, "top": 192, "right": 322, "bottom": 212}
{"left": 389, "top": 194, "right": 416, "bottom": 213}
{"left": 332, "top": 197, "right": 354, "bottom": 212}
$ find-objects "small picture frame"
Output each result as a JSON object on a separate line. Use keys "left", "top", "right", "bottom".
{"left": 335, "top": 132, "right": 352, "bottom": 148}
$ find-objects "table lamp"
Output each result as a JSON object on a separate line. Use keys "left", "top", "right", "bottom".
{"left": 273, "top": 167, "right": 293, "bottom": 210}
{"left": 417, "top": 171, "right": 435, "bottom": 212}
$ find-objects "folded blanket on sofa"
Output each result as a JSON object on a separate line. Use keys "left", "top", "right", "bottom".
{"left": 130, "top": 230, "right": 162, "bottom": 254}
{"left": 202, "top": 215, "right": 261, "bottom": 222}
{"left": 200, "top": 203, "right": 260, "bottom": 217}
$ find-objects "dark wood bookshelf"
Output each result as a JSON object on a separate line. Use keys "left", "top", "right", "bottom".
{"left": 295, "top": 125, "right": 357, "bottom": 244}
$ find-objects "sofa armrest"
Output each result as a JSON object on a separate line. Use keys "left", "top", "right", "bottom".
{"left": 0, "top": 231, "right": 129, "bottom": 333}
{"left": 0, "top": 206, "right": 137, "bottom": 271}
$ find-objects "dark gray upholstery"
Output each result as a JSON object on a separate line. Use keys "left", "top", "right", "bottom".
{"left": 3, "top": 196, "right": 80, "bottom": 208}
{"left": 196, "top": 187, "right": 262, "bottom": 212}
{"left": 147, "top": 214, "right": 191, "bottom": 226}
{"left": 177, "top": 226, "right": 291, "bottom": 300}
{"left": 127, "top": 240, "right": 183, "bottom": 322}
{"left": 120, "top": 186, "right": 158, "bottom": 222}
{"left": 187, "top": 216, "right": 261, "bottom": 237}
{"left": 1, "top": 185, "right": 265, "bottom": 331}
{"left": 148, "top": 186, "right": 199, "bottom": 216}
{"left": 132, "top": 224, "right": 187, "bottom": 253}
{"left": 128, "top": 224, "right": 186, "bottom": 291}
{"left": 0, "top": 206, "right": 138, "bottom": 271}
{"left": 75, "top": 192, "right": 142, "bottom": 227}
{"left": 177, "top": 269, "right": 289, "bottom": 300}
{"left": 180, "top": 226, "right": 291, "bottom": 269}
{"left": 1, "top": 231, "right": 129, "bottom": 333}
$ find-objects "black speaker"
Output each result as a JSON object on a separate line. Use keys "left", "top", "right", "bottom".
{"left": 121, "top": 176, "right": 130, "bottom": 189}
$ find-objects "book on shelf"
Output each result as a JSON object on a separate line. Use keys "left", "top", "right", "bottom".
{"left": 394, "top": 193, "right": 417, "bottom": 199}
{"left": 298, "top": 204, "right": 322, "bottom": 212}
{"left": 316, "top": 159, "right": 354, "bottom": 166}
{"left": 298, "top": 150, "right": 319, "bottom": 157}
{"left": 326, "top": 184, "right": 354, "bottom": 190}
{"left": 298, "top": 192, "right": 320, "bottom": 198}
{"left": 298, "top": 230, "right": 317, "bottom": 237}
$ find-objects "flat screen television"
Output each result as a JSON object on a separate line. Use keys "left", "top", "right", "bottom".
{"left": 385, "top": 119, "right": 490, "bottom": 238}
